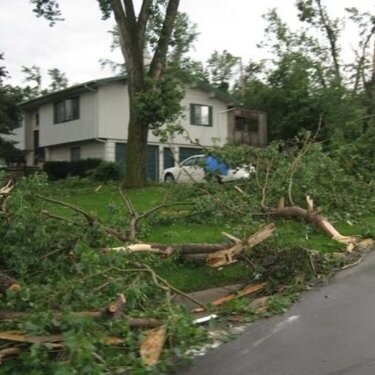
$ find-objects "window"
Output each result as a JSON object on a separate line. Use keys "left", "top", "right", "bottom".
{"left": 235, "top": 115, "right": 259, "bottom": 132}
{"left": 190, "top": 104, "right": 213, "bottom": 126}
{"left": 54, "top": 97, "right": 79, "bottom": 124}
{"left": 70, "top": 147, "right": 81, "bottom": 161}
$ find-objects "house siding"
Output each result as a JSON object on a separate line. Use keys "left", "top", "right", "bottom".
{"left": 148, "top": 87, "right": 229, "bottom": 146}
{"left": 47, "top": 141, "right": 105, "bottom": 162}
{"left": 97, "top": 82, "right": 129, "bottom": 140}
{"left": 39, "top": 91, "right": 97, "bottom": 147}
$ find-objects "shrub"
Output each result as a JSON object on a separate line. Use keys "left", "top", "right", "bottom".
{"left": 91, "top": 161, "right": 123, "bottom": 182}
{"left": 43, "top": 158, "right": 101, "bottom": 180}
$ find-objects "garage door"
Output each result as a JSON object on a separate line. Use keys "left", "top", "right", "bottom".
{"left": 115, "top": 143, "right": 159, "bottom": 182}
{"left": 163, "top": 148, "right": 175, "bottom": 169}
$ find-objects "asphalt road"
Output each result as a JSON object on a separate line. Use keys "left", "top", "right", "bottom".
{"left": 181, "top": 250, "right": 375, "bottom": 375}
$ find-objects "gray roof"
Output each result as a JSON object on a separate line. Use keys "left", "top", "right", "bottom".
{"left": 20, "top": 75, "right": 241, "bottom": 109}
{"left": 20, "top": 76, "right": 126, "bottom": 109}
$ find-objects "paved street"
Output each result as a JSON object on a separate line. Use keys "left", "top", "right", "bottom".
{"left": 181, "top": 250, "right": 375, "bottom": 375}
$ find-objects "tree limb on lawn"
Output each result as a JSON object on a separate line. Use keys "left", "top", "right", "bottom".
{"left": 36, "top": 194, "right": 128, "bottom": 242}
{"left": 271, "top": 195, "right": 358, "bottom": 252}
{"left": 206, "top": 223, "right": 276, "bottom": 267}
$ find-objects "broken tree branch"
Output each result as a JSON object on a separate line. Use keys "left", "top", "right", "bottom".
{"left": 119, "top": 188, "right": 191, "bottom": 241}
{"left": 36, "top": 194, "right": 128, "bottom": 242}
{"left": 206, "top": 223, "right": 276, "bottom": 267}
{"left": 271, "top": 196, "right": 358, "bottom": 251}
{"left": 211, "top": 282, "right": 267, "bottom": 306}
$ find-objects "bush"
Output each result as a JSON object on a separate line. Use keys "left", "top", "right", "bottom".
{"left": 43, "top": 158, "right": 101, "bottom": 180}
{"left": 91, "top": 161, "right": 123, "bottom": 182}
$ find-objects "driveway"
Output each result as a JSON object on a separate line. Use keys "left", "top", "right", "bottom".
{"left": 181, "top": 249, "right": 375, "bottom": 375}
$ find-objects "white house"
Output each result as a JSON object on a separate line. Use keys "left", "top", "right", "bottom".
{"left": 16, "top": 76, "right": 267, "bottom": 181}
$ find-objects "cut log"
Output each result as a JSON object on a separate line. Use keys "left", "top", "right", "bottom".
{"left": 106, "top": 293, "right": 126, "bottom": 315}
{"left": 206, "top": 224, "right": 276, "bottom": 267}
{"left": 0, "top": 272, "right": 21, "bottom": 294}
{"left": 210, "top": 282, "right": 267, "bottom": 306}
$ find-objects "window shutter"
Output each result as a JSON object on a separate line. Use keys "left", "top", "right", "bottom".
{"left": 209, "top": 106, "right": 213, "bottom": 126}
{"left": 190, "top": 104, "right": 195, "bottom": 125}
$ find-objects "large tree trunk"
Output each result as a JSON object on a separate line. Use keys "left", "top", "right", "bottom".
{"left": 110, "top": 0, "right": 180, "bottom": 188}
{"left": 124, "top": 108, "right": 149, "bottom": 188}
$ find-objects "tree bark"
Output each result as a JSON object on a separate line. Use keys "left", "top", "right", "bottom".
{"left": 271, "top": 204, "right": 358, "bottom": 251}
{"left": 111, "top": 0, "right": 180, "bottom": 188}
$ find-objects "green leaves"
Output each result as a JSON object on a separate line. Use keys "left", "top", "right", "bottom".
{"left": 30, "top": 0, "right": 64, "bottom": 26}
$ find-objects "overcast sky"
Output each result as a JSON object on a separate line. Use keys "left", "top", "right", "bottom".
{"left": 1, "top": 0, "right": 374, "bottom": 87}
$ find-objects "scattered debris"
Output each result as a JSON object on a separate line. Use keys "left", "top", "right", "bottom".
{"left": 193, "top": 314, "right": 218, "bottom": 324}
{"left": 249, "top": 296, "right": 271, "bottom": 313}
{"left": 206, "top": 224, "right": 276, "bottom": 267}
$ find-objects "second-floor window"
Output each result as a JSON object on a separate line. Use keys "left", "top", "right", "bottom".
{"left": 54, "top": 97, "right": 79, "bottom": 124}
{"left": 190, "top": 104, "right": 213, "bottom": 126}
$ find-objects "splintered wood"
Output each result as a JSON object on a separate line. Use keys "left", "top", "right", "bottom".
{"left": 206, "top": 224, "right": 276, "bottom": 267}
{"left": 140, "top": 326, "right": 167, "bottom": 366}
{"left": 271, "top": 196, "right": 359, "bottom": 252}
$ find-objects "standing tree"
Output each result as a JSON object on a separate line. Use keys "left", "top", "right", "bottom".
{"left": 206, "top": 50, "right": 239, "bottom": 93}
{"left": 31, "top": 0, "right": 181, "bottom": 187}
{"left": 48, "top": 68, "right": 68, "bottom": 91}
{"left": 21, "top": 65, "right": 69, "bottom": 98}
{"left": 0, "top": 54, "right": 24, "bottom": 162}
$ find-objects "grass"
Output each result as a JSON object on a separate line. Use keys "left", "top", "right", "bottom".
{"left": 39, "top": 179, "right": 375, "bottom": 291}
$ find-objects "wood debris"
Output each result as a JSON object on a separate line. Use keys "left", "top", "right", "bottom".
{"left": 140, "top": 326, "right": 167, "bottom": 367}
{"left": 248, "top": 296, "right": 271, "bottom": 313}
{"left": 210, "top": 282, "right": 267, "bottom": 306}
{"left": 271, "top": 196, "right": 359, "bottom": 252}
{"left": 206, "top": 224, "right": 276, "bottom": 267}
{"left": 0, "top": 272, "right": 21, "bottom": 294}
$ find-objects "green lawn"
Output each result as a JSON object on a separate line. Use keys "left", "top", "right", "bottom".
{"left": 39, "top": 179, "right": 375, "bottom": 291}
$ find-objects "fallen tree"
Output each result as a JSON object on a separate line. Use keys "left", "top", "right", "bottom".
{"left": 102, "top": 223, "right": 276, "bottom": 268}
